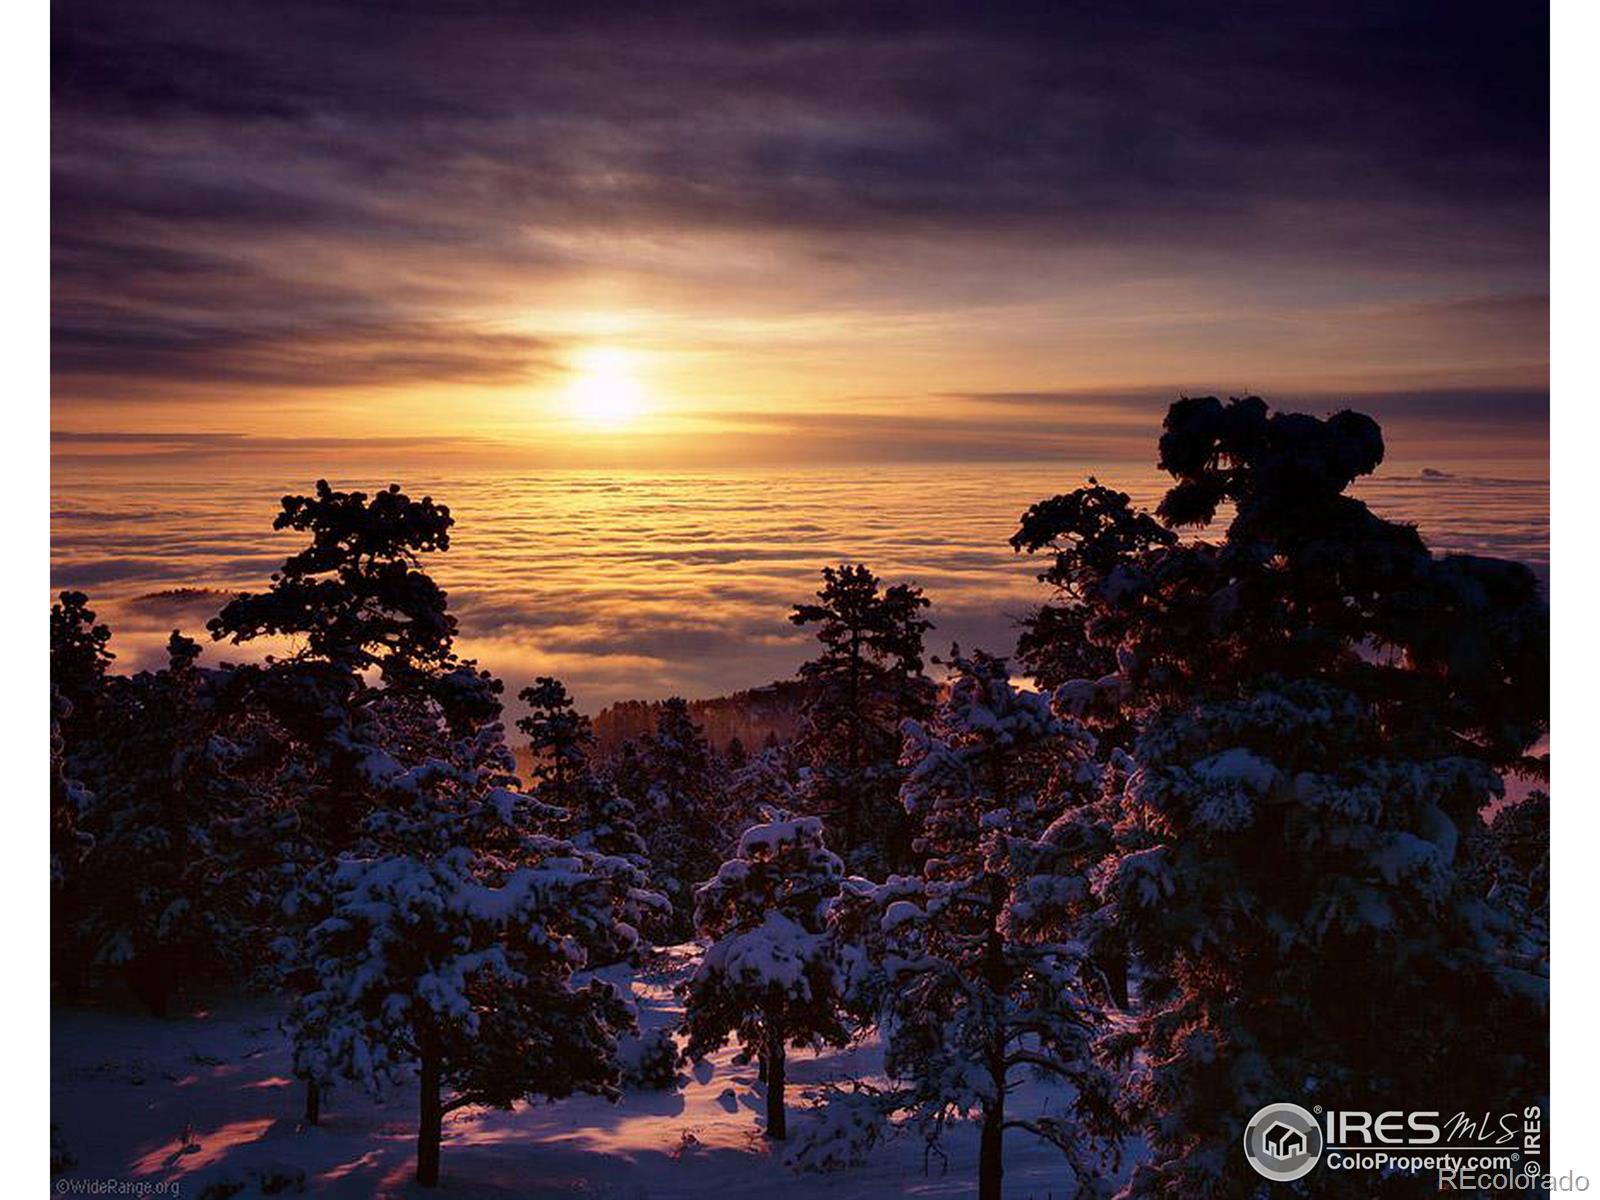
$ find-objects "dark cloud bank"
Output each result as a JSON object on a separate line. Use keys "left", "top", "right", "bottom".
{"left": 53, "top": 0, "right": 1547, "bottom": 449}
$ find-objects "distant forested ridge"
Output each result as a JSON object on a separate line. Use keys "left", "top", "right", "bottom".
{"left": 591, "top": 680, "right": 808, "bottom": 755}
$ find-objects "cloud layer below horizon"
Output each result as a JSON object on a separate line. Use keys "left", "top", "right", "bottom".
{"left": 52, "top": 460, "right": 1549, "bottom": 712}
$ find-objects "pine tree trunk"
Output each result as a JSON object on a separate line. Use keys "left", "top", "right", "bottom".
{"left": 303, "top": 1078, "right": 320, "bottom": 1125}
{"left": 978, "top": 882, "right": 1006, "bottom": 1200}
{"left": 764, "top": 1022, "right": 787, "bottom": 1140}
{"left": 416, "top": 1047, "right": 443, "bottom": 1187}
{"left": 52, "top": 889, "right": 87, "bottom": 1003}
{"left": 1104, "top": 949, "right": 1130, "bottom": 1010}
{"left": 127, "top": 953, "right": 171, "bottom": 1017}
{"left": 978, "top": 1098, "right": 1004, "bottom": 1200}
{"left": 54, "top": 950, "right": 85, "bottom": 1004}
{"left": 844, "top": 641, "right": 863, "bottom": 854}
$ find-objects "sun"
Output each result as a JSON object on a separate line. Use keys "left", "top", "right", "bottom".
{"left": 567, "top": 346, "right": 644, "bottom": 428}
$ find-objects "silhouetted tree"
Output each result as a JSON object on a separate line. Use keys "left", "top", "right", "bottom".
{"left": 516, "top": 676, "right": 593, "bottom": 829}
{"left": 1010, "top": 484, "right": 1170, "bottom": 762}
{"left": 1014, "top": 397, "right": 1549, "bottom": 1196}
{"left": 50, "top": 590, "right": 113, "bottom": 741}
{"left": 211, "top": 480, "right": 457, "bottom": 675}
{"left": 207, "top": 482, "right": 463, "bottom": 870}
{"left": 631, "top": 697, "right": 722, "bottom": 940}
{"left": 790, "top": 564, "right": 934, "bottom": 872}
{"left": 207, "top": 480, "right": 492, "bottom": 1120}
{"left": 72, "top": 633, "right": 256, "bottom": 1013}
{"left": 517, "top": 677, "right": 657, "bottom": 956}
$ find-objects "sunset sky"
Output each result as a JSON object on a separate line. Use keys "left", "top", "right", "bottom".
{"left": 52, "top": 0, "right": 1548, "bottom": 470}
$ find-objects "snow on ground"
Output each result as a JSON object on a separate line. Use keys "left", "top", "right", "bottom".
{"left": 53, "top": 946, "right": 1105, "bottom": 1198}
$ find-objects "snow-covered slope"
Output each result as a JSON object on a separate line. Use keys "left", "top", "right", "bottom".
{"left": 53, "top": 946, "right": 1111, "bottom": 1198}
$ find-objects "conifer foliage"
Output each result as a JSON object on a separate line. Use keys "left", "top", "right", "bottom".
{"left": 45, "top": 403, "right": 1551, "bottom": 1196}
{"left": 851, "top": 651, "right": 1116, "bottom": 1200}
{"left": 50, "top": 590, "right": 114, "bottom": 737}
{"left": 1014, "top": 397, "right": 1550, "bottom": 1196}
{"left": 630, "top": 697, "right": 723, "bottom": 940}
{"left": 205, "top": 479, "right": 487, "bottom": 1122}
{"left": 723, "top": 738, "right": 799, "bottom": 851}
{"left": 790, "top": 564, "right": 934, "bottom": 873}
{"left": 681, "top": 817, "right": 850, "bottom": 1140}
{"left": 62, "top": 630, "right": 257, "bottom": 1013}
{"left": 289, "top": 708, "right": 646, "bottom": 1186}
{"left": 517, "top": 676, "right": 648, "bottom": 868}
{"left": 210, "top": 480, "right": 458, "bottom": 682}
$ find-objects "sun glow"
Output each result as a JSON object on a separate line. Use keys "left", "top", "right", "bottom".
{"left": 567, "top": 346, "right": 645, "bottom": 429}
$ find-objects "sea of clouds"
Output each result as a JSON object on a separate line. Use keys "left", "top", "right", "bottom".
{"left": 51, "top": 461, "right": 1548, "bottom": 715}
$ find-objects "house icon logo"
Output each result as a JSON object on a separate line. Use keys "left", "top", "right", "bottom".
{"left": 1243, "top": 1102, "right": 1323, "bottom": 1181}
{"left": 1263, "top": 1120, "right": 1307, "bottom": 1160}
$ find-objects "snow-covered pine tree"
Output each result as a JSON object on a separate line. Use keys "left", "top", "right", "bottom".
{"left": 577, "top": 779, "right": 653, "bottom": 879}
{"left": 722, "top": 739, "right": 800, "bottom": 855}
{"left": 516, "top": 676, "right": 590, "bottom": 830}
{"left": 631, "top": 697, "right": 722, "bottom": 940}
{"left": 290, "top": 705, "right": 652, "bottom": 1187}
{"left": 1010, "top": 482, "right": 1172, "bottom": 700}
{"left": 515, "top": 676, "right": 658, "bottom": 962}
{"left": 790, "top": 563, "right": 934, "bottom": 874}
{"left": 207, "top": 480, "right": 464, "bottom": 848}
{"left": 70, "top": 633, "right": 257, "bottom": 1014}
{"left": 49, "top": 689, "right": 92, "bottom": 888}
{"left": 1013, "top": 397, "right": 1549, "bottom": 1196}
{"left": 855, "top": 650, "right": 1115, "bottom": 1200}
{"left": 1469, "top": 788, "right": 1549, "bottom": 990}
{"left": 49, "top": 590, "right": 114, "bottom": 992}
{"left": 518, "top": 676, "right": 648, "bottom": 866}
{"left": 206, "top": 480, "right": 501, "bottom": 1121}
{"left": 49, "top": 687, "right": 96, "bottom": 1000}
{"left": 681, "top": 816, "right": 850, "bottom": 1140}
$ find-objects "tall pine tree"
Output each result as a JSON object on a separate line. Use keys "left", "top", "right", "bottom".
{"left": 517, "top": 676, "right": 647, "bottom": 866}
{"left": 681, "top": 817, "right": 850, "bottom": 1140}
{"left": 790, "top": 564, "right": 934, "bottom": 873}
{"left": 290, "top": 707, "right": 650, "bottom": 1186}
{"left": 853, "top": 651, "right": 1116, "bottom": 1200}
{"left": 630, "top": 698, "right": 722, "bottom": 940}
{"left": 1014, "top": 397, "right": 1549, "bottom": 1196}
{"left": 208, "top": 480, "right": 491, "bottom": 1121}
